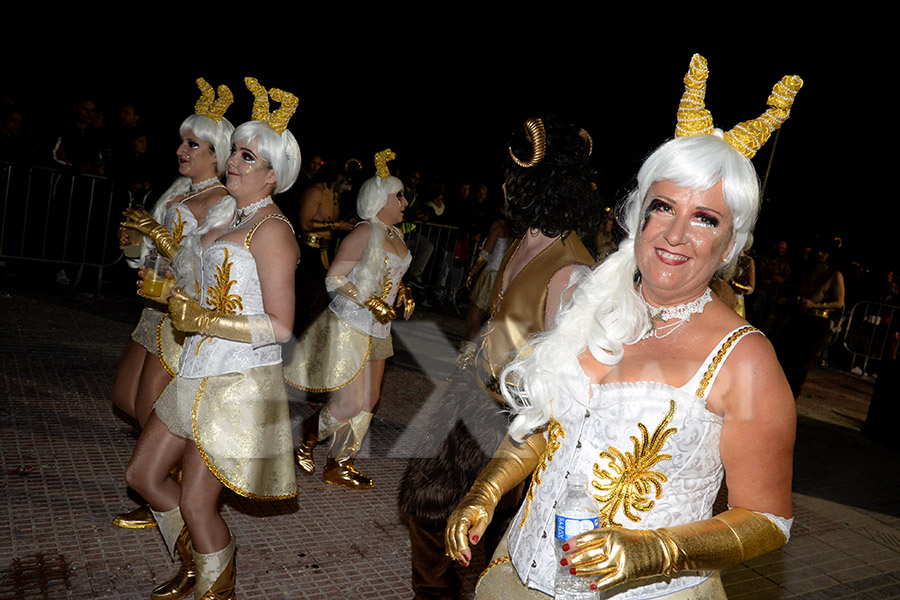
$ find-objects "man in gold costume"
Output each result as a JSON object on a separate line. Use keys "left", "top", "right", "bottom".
{"left": 398, "top": 116, "right": 600, "bottom": 599}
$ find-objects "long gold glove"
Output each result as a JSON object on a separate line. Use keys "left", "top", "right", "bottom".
{"left": 122, "top": 208, "right": 180, "bottom": 261}
{"left": 567, "top": 508, "right": 787, "bottom": 592}
{"left": 445, "top": 433, "right": 546, "bottom": 562}
{"left": 396, "top": 281, "right": 415, "bottom": 317}
{"left": 168, "top": 289, "right": 275, "bottom": 347}
{"left": 364, "top": 296, "right": 397, "bottom": 324}
{"left": 466, "top": 256, "right": 487, "bottom": 290}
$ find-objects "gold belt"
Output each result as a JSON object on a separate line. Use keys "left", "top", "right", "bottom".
{"left": 299, "top": 232, "right": 334, "bottom": 249}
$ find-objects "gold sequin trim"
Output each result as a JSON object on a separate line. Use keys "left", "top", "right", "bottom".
{"left": 191, "top": 376, "right": 297, "bottom": 501}
{"left": 244, "top": 213, "right": 294, "bottom": 248}
{"left": 519, "top": 419, "right": 565, "bottom": 528}
{"left": 476, "top": 556, "right": 511, "bottom": 589}
{"left": 156, "top": 315, "right": 177, "bottom": 377}
{"left": 694, "top": 326, "right": 759, "bottom": 399}
{"left": 592, "top": 400, "right": 677, "bottom": 527}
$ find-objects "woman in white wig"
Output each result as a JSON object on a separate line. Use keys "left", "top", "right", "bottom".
{"left": 447, "top": 55, "right": 803, "bottom": 599}
{"left": 114, "top": 79, "right": 233, "bottom": 529}
{"left": 125, "top": 77, "right": 301, "bottom": 600}
{"left": 286, "top": 149, "right": 414, "bottom": 490}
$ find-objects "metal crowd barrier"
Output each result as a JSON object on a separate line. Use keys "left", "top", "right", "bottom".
{"left": 404, "top": 221, "right": 472, "bottom": 309}
{"left": 842, "top": 301, "right": 900, "bottom": 374}
{"left": 1, "top": 162, "right": 124, "bottom": 293}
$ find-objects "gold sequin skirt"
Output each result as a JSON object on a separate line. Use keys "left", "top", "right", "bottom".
{"left": 154, "top": 364, "right": 298, "bottom": 500}
{"left": 156, "top": 315, "right": 186, "bottom": 377}
{"left": 131, "top": 307, "right": 165, "bottom": 355}
{"left": 475, "top": 533, "right": 727, "bottom": 600}
{"left": 470, "top": 269, "right": 498, "bottom": 313}
{"left": 283, "top": 309, "right": 392, "bottom": 393}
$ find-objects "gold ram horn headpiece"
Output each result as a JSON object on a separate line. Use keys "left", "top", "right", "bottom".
{"left": 675, "top": 54, "right": 803, "bottom": 159}
{"left": 374, "top": 149, "right": 396, "bottom": 179}
{"left": 194, "top": 78, "right": 233, "bottom": 123}
{"left": 244, "top": 77, "right": 299, "bottom": 135}
{"left": 509, "top": 117, "right": 546, "bottom": 168}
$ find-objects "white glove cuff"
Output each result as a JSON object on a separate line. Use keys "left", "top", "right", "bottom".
{"left": 248, "top": 313, "right": 276, "bottom": 349}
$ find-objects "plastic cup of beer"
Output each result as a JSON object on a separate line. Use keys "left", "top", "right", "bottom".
{"left": 142, "top": 254, "right": 170, "bottom": 298}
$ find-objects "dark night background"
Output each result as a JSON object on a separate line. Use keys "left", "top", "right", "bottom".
{"left": 1, "top": 26, "right": 887, "bottom": 280}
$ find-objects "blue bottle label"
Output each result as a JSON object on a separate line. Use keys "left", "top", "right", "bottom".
{"left": 555, "top": 515, "right": 600, "bottom": 542}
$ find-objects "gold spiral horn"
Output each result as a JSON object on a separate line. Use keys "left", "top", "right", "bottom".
{"left": 723, "top": 74, "right": 804, "bottom": 159}
{"left": 207, "top": 84, "right": 233, "bottom": 123}
{"left": 579, "top": 128, "right": 593, "bottom": 157}
{"left": 245, "top": 77, "right": 270, "bottom": 123}
{"left": 194, "top": 78, "right": 215, "bottom": 116}
{"left": 374, "top": 149, "right": 396, "bottom": 179}
{"left": 509, "top": 117, "right": 546, "bottom": 168}
{"left": 675, "top": 54, "right": 714, "bottom": 137}
{"left": 267, "top": 87, "right": 299, "bottom": 135}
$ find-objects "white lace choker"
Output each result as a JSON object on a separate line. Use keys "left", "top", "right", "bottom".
{"left": 640, "top": 286, "right": 712, "bottom": 339}
{"left": 189, "top": 176, "right": 221, "bottom": 194}
{"left": 233, "top": 196, "right": 273, "bottom": 228}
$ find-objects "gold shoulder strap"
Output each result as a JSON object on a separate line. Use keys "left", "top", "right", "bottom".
{"left": 244, "top": 214, "right": 295, "bottom": 248}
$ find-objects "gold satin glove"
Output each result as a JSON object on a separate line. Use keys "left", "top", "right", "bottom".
{"left": 466, "top": 257, "right": 487, "bottom": 290}
{"left": 567, "top": 508, "right": 787, "bottom": 592}
{"left": 122, "top": 208, "right": 179, "bottom": 260}
{"left": 364, "top": 296, "right": 396, "bottom": 324}
{"left": 396, "top": 282, "right": 415, "bottom": 317}
{"left": 445, "top": 433, "right": 546, "bottom": 562}
{"left": 168, "top": 289, "right": 252, "bottom": 343}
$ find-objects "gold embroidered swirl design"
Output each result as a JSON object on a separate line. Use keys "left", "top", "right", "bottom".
{"left": 592, "top": 400, "right": 677, "bottom": 527}
{"left": 476, "top": 556, "right": 511, "bottom": 590}
{"left": 379, "top": 259, "right": 393, "bottom": 301}
{"left": 170, "top": 208, "right": 187, "bottom": 244}
{"left": 195, "top": 247, "right": 243, "bottom": 354}
{"left": 519, "top": 419, "right": 565, "bottom": 528}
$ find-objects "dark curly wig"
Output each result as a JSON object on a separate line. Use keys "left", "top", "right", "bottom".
{"left": 504, "top": 115, "right": 602, "bottom": 239}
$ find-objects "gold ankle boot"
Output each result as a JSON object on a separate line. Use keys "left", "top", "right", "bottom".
{"left": 194, "top": 538, "right": 235, "bottom": 600}
{"left": 296, "top": 406, "right": 342, "bottom": 475}
{"left": 112, "top": 503, "right": 158, "bottom": 529}
{"left": 322, "top": 412, "right": 374, "bottom": 489}
{"left": 151, "top": 525, "right": 195, "bottom": 600}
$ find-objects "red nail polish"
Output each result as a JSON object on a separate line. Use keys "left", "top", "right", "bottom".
{"left": 590, "top": 583, "right": 597, "bottom": 590}
{"left": 570, "top": 567, "right": 577, "bottom": 575}
{"left": 471, "top": 535, "right": 479, "bottom": 543}
{"left": 562, "top": 542, "right": 570, "bottom": 552}
{"left": 559, "top": 558, "right": 567, "bottom": 566}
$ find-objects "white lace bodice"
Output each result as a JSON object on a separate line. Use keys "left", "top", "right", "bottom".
{"left": 329, "top": 250, "right": 412, "bottom": 338}
{"left": 508, "top": 326, "right": 761, "bottom": 598}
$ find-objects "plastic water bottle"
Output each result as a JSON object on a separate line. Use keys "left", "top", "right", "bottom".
{"left": 555, "top": 474, "right": 601, "bottom": 599}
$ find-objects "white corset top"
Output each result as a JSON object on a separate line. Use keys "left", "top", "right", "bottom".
{"left": 507, "top": 326, "right": 761, "bottom": 599}
{"left": 179, "top": 214, "right": 293, "bottom": 378}
{"left": 329, "top": 250, "right": 412, "bottom": 338}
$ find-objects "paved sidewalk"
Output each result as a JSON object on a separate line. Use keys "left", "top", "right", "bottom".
{"left": 2, "top": 281, "right": 900, "bottom": 599}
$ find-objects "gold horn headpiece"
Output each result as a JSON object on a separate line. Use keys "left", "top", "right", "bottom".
{"left": 244, "top": 77, "right": 299, "bottom": 135}
{"left": 374, "top": 149, "right": 395, "bottom": 179}
{"left": 194, "top": 78, "right": 233, "bottom": 123}
{"left": 509, "top": 117, "right": 546, "bottom": 168}
{"left": 675, "top": 54, "right": 803, "bottom": 159}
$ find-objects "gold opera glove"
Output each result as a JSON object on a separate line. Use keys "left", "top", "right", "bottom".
{"left": 396, "top": 281, "right": 415, "bottom": 317}
{"left": 365, "top": 296, "right": 396, "bottom": 324}
{"left": 122, "top": 208, "right": 180, "bottom": 261}
{"left": 567, "top": 508, "right": 787, "bottom": 592}
{"left": 466, "top": 256, "right": 487, "bottom": 290}
{"left": 445, "top": 433, "right": 546, "bottom": 562}
{"left": 168, "top": 289, "right": 276, "bottom": 347}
